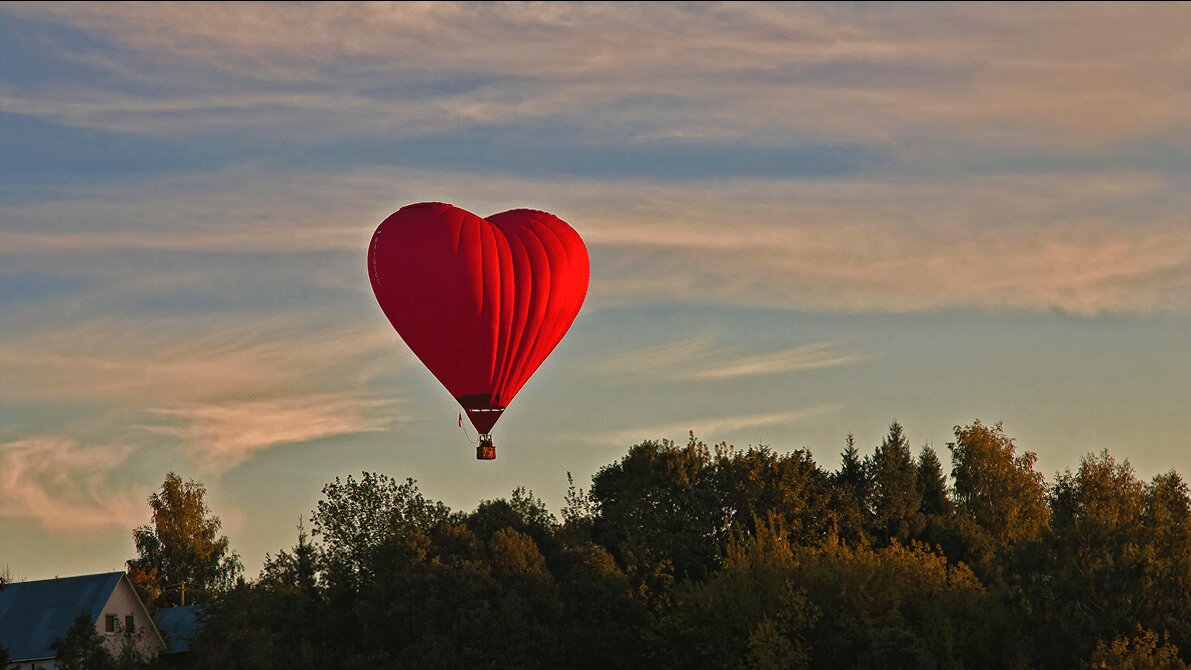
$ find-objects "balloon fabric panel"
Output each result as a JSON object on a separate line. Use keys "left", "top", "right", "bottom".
{"left": 368, "top": 202, "right": 588, "bottom": 436}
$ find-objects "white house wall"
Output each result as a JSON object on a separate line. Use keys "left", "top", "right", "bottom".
{"left": 96, "top": 576, "right": 166, "bottom": 659}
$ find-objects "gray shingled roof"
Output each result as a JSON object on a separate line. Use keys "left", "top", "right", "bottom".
{"left": 0, "top": 571, "right": 123, "bottom": 661}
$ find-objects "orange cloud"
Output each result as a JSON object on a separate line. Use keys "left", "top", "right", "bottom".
{"left": 5, "top": 166, "right": 1188, "bottom": 316}
{"left": 0, "top": 437, "right": 145, "bottom": 533}
{"left": 147, "top": 394, "right": 395, "bottom": 473}
{"left": 0, "top": 315, "right": 404, "bottom": 403}
{"left": 0, "top": 313, "right": 409, "bottom": 472}
{"left": 4, "top": 3, "right": 1187, "bottom": 145}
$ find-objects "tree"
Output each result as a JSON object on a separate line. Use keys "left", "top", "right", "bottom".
{"left": 590, "top": 436, "right": 722, "bottom": 595}
{"left": 917, "top": 445, "right": 952, "bottom": 518}
{"left": 187, "top": 580, "right": 296, "bottom": 670}
{"left": 836, "top": 434, "right": 867, "bottom": 494}
{"left": 714, "top": 444, "right": 835, "bottom": 548}
{"left": 1083, "top": 628, "right": 1188, "bottom": 670}
{"left": 916, "top": 444, "right": 954, "bottom": 551}
{"left": 1030, "top": 452, "right": 1184, "bottom": 667}
{"left": 111, "top": 629, "right": 152, "bottom": 670}
{"left": 52, "top": 612, "right": 115, "bottom": 670}
{"left": 481, "top": 528, "right": 564, "bottom": 666}
{"left": 831, "top": 434, "right": 872, "bottom": 547}
{"left": 127, "top": 472, "right": 242, "bottom": 609}
{"left": 793, "top": 541, "right": 1008, "bottom": 669}
{"left": 189, "top": 526, "right": 331, "bottom": 670}
{"left": 553, "top": 542, "right": 647, "bottom": 668}
{"left": 311, "top": 472, "right": 453, "bottom": 583}
{"left": 467, "top": 487, "right": 558, "bottom": 551}
{"left": 1139, "top": 472, "right": 1191, "bottom": 649}
{"left": 948, "top": 420, "right": 1048, "bottom": 583}
{"left": 868, "top": 422, "right": 924, "bottom": 545}
{"left": 177, "top": 419, "right": 1191, "bottom": 668}
{"left": 258, "top": 521, "right": 320, "bottom": 600}
{"left": 559, "top": 471, "right": 597, "bottom": 544}
{"left": 309, "top": 473, "right": 454, "bottom": 659}
{"left": 655, "top": 518, "right": 816, "bottom": 670}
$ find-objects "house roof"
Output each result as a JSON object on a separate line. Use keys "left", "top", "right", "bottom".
{"left": 0, "top": 571, "right": 124, "bottom": 661}
{"left": 154, "top": 605, "right": 202, "bottom": 654}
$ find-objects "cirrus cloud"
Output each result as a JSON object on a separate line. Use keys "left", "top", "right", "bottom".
{"left": 593, "top": 338, "right": 867, "bottom": 381}
{"left": 3, "top": 3, "right": 1188, "bottom": 146}
{"left": 4, "top": 165, "right": 1189, "bottom": 316}
{"left": 0, "top": 437, "right": 145, "bottom": 533}
{"left": 145, "top": 394, "right": 396, "bottom": 473}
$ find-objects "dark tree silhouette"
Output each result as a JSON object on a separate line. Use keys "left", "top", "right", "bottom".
{"left": 52, "top": 613, "right": 114, "bottom": 670}
{"left": 171, "top": 420, "right": 1191, "bottom": 670}
{"left": 868, "top": 422, "right": 924, "bottom": 544}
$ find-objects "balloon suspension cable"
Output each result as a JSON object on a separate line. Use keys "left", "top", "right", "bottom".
{"left": 458, "top": 414, "right": 476, "bottom": 445}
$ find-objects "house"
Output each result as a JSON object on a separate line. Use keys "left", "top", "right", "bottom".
{"left": 0, "top": 571, "right": 165, "bottom": 669}
{"left": 153, "top": 604, "right": 201, "bottom": 656}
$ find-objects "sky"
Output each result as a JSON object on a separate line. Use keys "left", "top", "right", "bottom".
{"left": 2, "top": 1, "right": 1190, "bottom": 580}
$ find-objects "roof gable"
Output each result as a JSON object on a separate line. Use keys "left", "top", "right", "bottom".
{"left": 0, "top": 572, "right": 123, "bottom": 661}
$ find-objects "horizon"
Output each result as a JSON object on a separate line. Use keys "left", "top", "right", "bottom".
{"left": 2, "top": 1, "right": 1190, "bottom": 581}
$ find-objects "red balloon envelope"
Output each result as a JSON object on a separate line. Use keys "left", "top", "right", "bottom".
{"left": 368, "top": 202, "right": 589, "bottom": 438}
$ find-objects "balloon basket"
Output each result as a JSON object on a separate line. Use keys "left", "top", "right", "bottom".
{"left": 476, "top": 439, "right": 496, "bottom": 460}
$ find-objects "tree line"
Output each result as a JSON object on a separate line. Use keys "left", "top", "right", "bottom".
{"left": 31, "top": 420, "right": 1191, "bottom": 668}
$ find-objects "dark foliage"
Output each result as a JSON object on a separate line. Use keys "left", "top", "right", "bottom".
{"left": 51, "top": 610, "right": 152, "bottom": 670}
{"left": 52, "top": 613, "right": 114, "bottom": 670}
{"left": 159, "top": 420, "right": 1191, "bottom": 670}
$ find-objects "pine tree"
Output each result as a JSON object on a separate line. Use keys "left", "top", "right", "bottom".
{"left": 837, "top": 434, "right": 868, "bottom": 494}
{"left": 917, "top": 445, "right": 952, "bottom": 517}
{"left": 868, "top": 422, "right": 924, "bottom": 544}
{"left": 832, "top": 434, "right": 873, "bottom": 546}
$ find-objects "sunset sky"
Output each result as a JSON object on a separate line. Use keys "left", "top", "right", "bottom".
{"left": 2, "top": 2, "right": 1190, "bottom": 580}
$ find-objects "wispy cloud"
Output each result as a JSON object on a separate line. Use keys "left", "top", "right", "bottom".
{"left": 691, "top": 343, "right": 866, "bottom": 381}
{"left": 0, "top": 314, "right": 405, "bottom": 404}
{"left": 594, "top": 338, "right": 866, "bottom": 381}
{"left": 579, "top": 171, "right": 1191, "bottom": 315}
{"left": 0, "top": 437, "right": 145, "bottom": 533}
{"left": 3, "top": 3, "right": 1188, "bottom": 146}
{"left": 0, "top": 226, "right": 360, "bottom": 255}
{"left": 146, "top": 394, "right": 395, "bottom": 473}
{"left": 579, "top": 405, "right": 842, "bottom": 447}
{"left": 5, "top": 166, "right": 1190, "bottom": 316}
{"left": 0, "top": 312, "right": 411, "bottom": 472}
{"left": 592, "top": 338, "right": 718, "bottom": 379}
{"left": 0, "top": 166, "right": 387, "bottom": 255}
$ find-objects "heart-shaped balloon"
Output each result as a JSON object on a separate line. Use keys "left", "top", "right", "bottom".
{"left": 368, "top": 202, "right": 589, "bottom": 436}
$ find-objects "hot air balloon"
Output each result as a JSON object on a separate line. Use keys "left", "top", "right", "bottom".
{"left": 368, "top": 202, "right": 589, "bottom": 460}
